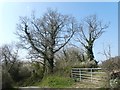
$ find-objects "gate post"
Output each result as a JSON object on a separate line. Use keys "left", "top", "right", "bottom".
{"left": 79, "top": 69, "right": 81, "bottom": 81}
{"left": 71, "top": 69, "right": 73, "bottom": 79}
{"left": 91, "top": 68, "right": 92, "bottom": 82}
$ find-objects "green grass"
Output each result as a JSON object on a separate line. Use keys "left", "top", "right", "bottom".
{"left": 32, "top": 71, "right": 109, "bottom": 88}
{"left": 35, "top": 75, "right": 74, "bottom": 88}
{"left": 13, "top": 68, "right": 109, "bottom": 88}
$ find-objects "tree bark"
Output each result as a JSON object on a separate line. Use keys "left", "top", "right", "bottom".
{"left": 48, "top": 57, "right": 54, "bottom": 73}
{"left": 86, "top": 45, "right": 98, "bottom": 67}
{"left": 86, "top": 45, "right": 94, "bottom": 61}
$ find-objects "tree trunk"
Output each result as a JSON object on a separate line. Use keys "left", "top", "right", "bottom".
{"left": 86, "top": 45, "right": 98, "bottom": 67}
{"left": 42, "top": 58, "right": 46, "bottom": 77}
{"left": 48, "top": 58, "right": 54, "bottom": 74}
{"left": 86, "top": 45, "right": 94, "bottom": 61}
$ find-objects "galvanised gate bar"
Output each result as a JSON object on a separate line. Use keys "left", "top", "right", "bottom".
{"left": 71, "top": 68, "right": 105, "bottom": 82}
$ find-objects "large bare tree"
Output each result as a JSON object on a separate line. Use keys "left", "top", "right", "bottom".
{"left": 76, "top": 15, "right": 109, "bottom": 66}
{"left": 16, "top": 9, "right": 76, "bottom": 73}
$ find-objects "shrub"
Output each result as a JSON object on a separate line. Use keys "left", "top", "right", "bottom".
{"left": 73, "top": 60, "right": 98, "bottom": 68}
{"left": 101, "top": 56, "right": 120, "bottom": 72}
{"left": 2, "top": 70, "right": 14, "bottom": 89}
{"left": 18, "top": 66, "right": 31, "bottom": 80}
{"left": 101, "top": 56, "right": 120, "bottom": 88}
{"left": 110, "top": 78, "right": 120, "bottom": 88}
{"left": 40, "top": 75, "right": 74, "bottom": 88}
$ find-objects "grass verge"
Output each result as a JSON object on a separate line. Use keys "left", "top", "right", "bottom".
{"left": 35, "top": 75, "right": 74, "bottom": 88}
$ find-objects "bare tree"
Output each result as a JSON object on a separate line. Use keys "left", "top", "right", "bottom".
{"left": 76, "top": 15, "right": 109, "bottom": 66}
{"left": 0, "top": 44, "right": 19, "bottom": 73}
{"left": 98, "top": 44, "right": 112, "bottom": 61}
{"left": 16, "top": 9, "right": 76, "bottom": 73}
{"left": 99, "top": 44, "right": 120, "bottom": 72}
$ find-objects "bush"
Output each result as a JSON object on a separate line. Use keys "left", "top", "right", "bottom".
{"left": 101, "top": 56, "right": 120, "bottom": 88}
{"left": 18, "top": 66, "right": 31, "bottom": 80}
{"left": 39, "top": 75, "right": 74, "bottom": 88}
{"left": 101, "top": 56, "right": 120, "bottom": 72}
{"left": 73, "top": 60, "right": 98, "bottom": 68}
{"left": 17, "top": 62, "right": 44, "bottom": 87}
{"left": 30, "top": 62, "right": 44, "bottom": 81}
{"left": 2, "top": 70, "right": 14, "bottom": 89}
{"left": 110, "top": 78, "right": 120, "bottom": 88}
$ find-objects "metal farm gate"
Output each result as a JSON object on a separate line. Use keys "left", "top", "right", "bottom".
{"left": 71, "top": 68, "right": 106, "bottom": 82}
